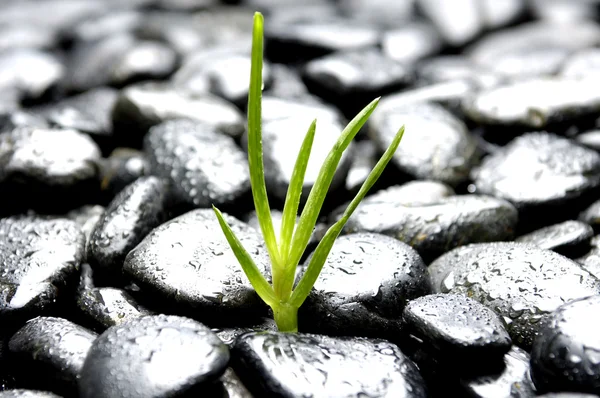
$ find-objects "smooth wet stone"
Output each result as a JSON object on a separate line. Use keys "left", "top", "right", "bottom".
{"left": 575, "top": 236, "right": 600, "bottom": 279}
{"left": 219, "top": 368, "right": 253, "bottom": 398}
{"left": 264, "top": 64, "right": 310, "bottom": 100}
{"left": 416, "top": 56, "right": 501, "bottom": 88}
{"left": 417, "top": 0, "right": 483, "bottom": 46}
{"left": 530, "top": 295, "right": 600, "bottom": 394}
{"left": 111, "top": 41, "right": 178, "bottom": 86}
{"left": 579, "top": 198, "right": 600, "bottom": 231}
{"left": 490, "top": 47, "right": 572, "bottom": 79}
{"left": 260, "top": 95, "right": 343, "bottom": 125}
{"left": 0, "top": 216, "right": 85, "bottom": 320}
{"left": 0, "top": 49, "right": 64, "bottom": 101}
{"left": 265, "top": 18, "right": 380, "bottom": 62}
{"left": 8, "top": 316, "right": 97, "bottom": 393}
{"left": 65, "top": 205, "right": 105, "bottom": 247}
{"left": 336, "top": 0, "right": 413, "bottom": 27}
{"left": 334, "top": 186, "right": 517, "bottom": 261}
{"left": 112, "top": 82, "right": 245, "bottom": 147}
{"left": 0, "top": 111, "right": 48, "bottom": 133}
{"left": 76, "top": 264, "right": 153, "bottom": 331}
{"left": 429, "top": 242, "right": 600, "bottom": 347}
{"left": 244, "top": 114, "right": 349, "bottom": 203}
{"left": 463, "top": 77, "right": 600, "bottom": 128}
{"left": 123, "top": 209, "right": 270, "bottom": 322}
{"left": 0, "top": 391, "right": 62, "bottom": 398}
{"left": 98, "top": 148, "right": 149, "bottom": 198}
{"left": 71, "top": 9, "right": 141, "bottom": 43}
{"left": 212, "top": 317, "right": 277, "bottom": 348}
{"left": 302, "top": 48, "right": 413, "bottom": 106}
{"left": 79, "top": 315, "right": 229, "bottom": 398}
{"left": 561, "top": 49, "right": 600, "bottom": 79}
{"left": 575, "top": 129, "right": 600, "bottom": 151}
{"left": 151, "top": 0, "right": 218, "bottom": 11}
{"left": 369, "top": 102, "right": 480, "bottom": 186}
{"left": 382, "top": 22, "right": 444, "bottom": 64}
{"left": 516, "top": 220, "right": 594, "bottom": 257}
{"left": 298, "top": 233, "right": 431, "bottom": 339}
{"left": 233, "top": 331, "right": 427, "bottom": 397}
{"left": 403, "top": 294, "right": 512, "bottom": 360}
{"left": 471, "top": 132, "right": 600, "bottom": 209}
{"left": 173, "top": 50, "right": 271, "bottom": 105}
{"left": 345, "top": 140, "right": 377, "bottom": 193}
{"left": 0, "top": 25, "right": 56, "bottom": 51}
{"left": 88, "top": 176, "right": 170, "bottom": 281}
{"left": 460, "top": 346, "right": 537, "bottom": 398}
{"left": 33, "top": 87, "right": 118, "bottom": 150}
{"left": 145, "top": 119, "right": 249, "bottom": 209}
{"left": 531, "top": 0, "right": 597, "bottom": 23}
{"left": 467, "top": 21, "right": 600, "bottom": 68}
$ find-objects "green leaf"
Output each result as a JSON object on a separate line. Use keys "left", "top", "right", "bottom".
{"left": 289, "top": 125, "right": 406, "bottom": 308}
{"left": 212, "top": 205, "right": 277, "bottom": 307}
{"left": 247, "top": 11, "right": 280, "bottom": 266}
{"left": 286, "top": 97, "right": 381, "bottom": 269}
{"left": 279, "top": 119, "right": 317, "bottom": 260}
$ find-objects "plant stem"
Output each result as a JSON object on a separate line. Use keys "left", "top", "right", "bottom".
{"left": 272, "top": 302, "right": 298, "bottom": 332}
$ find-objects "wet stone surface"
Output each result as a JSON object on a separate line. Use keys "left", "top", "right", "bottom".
{"left": 145, "top": 119, "right": 250, "bottom": 210}
{"left": 98, "top": 148, "right": 150, "bottom": 199}
{"left": 123, "top": 209, "right": 270, "bottom": 323}
{"left": 78, "top": 315, "right": 229, "bottom": 398}
{"left": 8, "top": 316, "right": 97, "bottom": 395}
{"left": 87, "top": 176, "right": 169, "bottom": 283}
{"left": 334, "top": 184, "right": 518, "bottom": 262}
{"left": 429, "top": 242, "right": 600, "bottom": 348}
{"left": 0, "top": 391, "right": 62, "bottom": 398}
{"left": 530, "top": 295, "right": 600, "bottom": 395}
{"left": 403, "top": 293, "right": 512, "bottom": 361}
{"left": 471, "top": 132, "right": 600, "bottom": 210}
{"left": 579, "top": 198, "right": 600, "bottom": 232}
{"left": 515, "top": 220, "right": 594, "bottom": 257}
{"left": 0, "top": 216, "right": 85, "bottom": 322}
{"left": 369, "top": 101, "right": 480, "bottom": 186}
{"left": 233, "top": 331, "right": 427, "bottom": 397}
{"left": 298, "top": 233, "right": 432, "bottom": 340}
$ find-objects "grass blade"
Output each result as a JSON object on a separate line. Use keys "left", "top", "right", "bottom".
{"left": 286, "top": 97, "right": 381, "bottom": 269}
{"left": 279, "top": 119, "right": 317, "bottom": 260}
{"left": 247, "top": 11, "right": 279, "bottom": 266}
{"left": 289, "top": 125, "right": 405, "bottom": 307}
{"left": 213, "top": 206, "right": 277, "bottom": 307}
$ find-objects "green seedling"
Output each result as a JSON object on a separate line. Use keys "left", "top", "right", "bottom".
{"left": 212, "top": 11, "right": 405, "bottom": 332}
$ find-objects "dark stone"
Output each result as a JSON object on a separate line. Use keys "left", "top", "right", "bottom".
{"left": 417, "top": 0, "right": 483, "bottom": 46}
{"left": 8, "top": 316, "right": 97, "bottom": 394}
{"left": 516, "top": 220, "right": 594, "bottom": 257}
{"left": 334, "top": 184, "right": 518, "bottom": 262}
{"left": 0, "top": 216, "right": 85, "bottom": 322}
{"left": 530, "top": 295, "right": 600, "bottom": 395}
{"left": 429, "top": 242, "right": 600, "bottom": 347}
{"left": 459, "top": 346, "right": 537, "bottom": 398}
{"left": 403, "top": 293, "right": 512, "bottom": 361}
{"left": 76, "top": 264, "right": 153, "bottom": 332}
{"left": 302, "top": 48, "right": 413, "bottom": 115}
{"left": 579, "top": 199, "right": 600, "bottom": 232}
{"left": 70, "top": 9, "right": 141, "bottom": 43}
{"left": 151, "top": 0, "right": 218, "bottom": 11}
{"left": 575, "top": 235, "right": 600, "bottom": 279}
{"left": 337, "top": 0, "right": 414, "bottom": 28}
{"left": 265, "top": 18, "right": 380, "bottom": 63}
{"left": 144, "top": 119, "right": 250, "bottom": 210}
{"left": 369, "top": 102, "right": 480, "bottom": 186}
{"left": 0, "top": 49, "right": 64, "bottom": 102}
{"left": 173, "top": 50, "right": 271, "bottom": 106}
{"left": 78, "top": 315, "right": 230, "bottom": 398}
{"left": 0, "top": 25, "right": 56, "bottom": 52}
{"left": 537, "top": 394, "right": 599, "bottom": 398}
{"left": 575, "top": 129, "right": 600, "bottom": 151}
{"left": 260, "top": 95, "right": 343, "bottom": 126}
{"left": 471, "top": 132, "right": 600, "bottom": 211}
{"left": 298, "top": 233, "right": 431, "bottom": 340}
{"left": 110, "top": 41, "right": 178, "bottom": 87}
{"left": 123, "top": 209, "right": 270, "bottom": 323}
{"left": 0, "top": 391, "right": 62, "bottom": 398}
{"left": 264, "top": 64, "right": 310, "bottom": 100}
{"left": 416, "top": 55, "right": 502, "bottom": 88}
{"left": 64, "top": 205, "right": 105, "bottom": 248}
{"left": 0, "top": 126, "right": 102, "bottom": 214}
{"left": 219, "top": 368, "right": 253, "bottom": 398}
{"left": 531, "top": 0, "right": 597, "bottom": 22}
{"left": 98, "top": 148, "right": 149, "bottom": 199}
{"left": 345, "top": 140, "right": 378, "bottom": 194}
{"left": 33, "top": 87, "right": 119, "bottom": 154}
{"left": 561, "top": 49, "right": 600, "bottom": 79}
{"left": 488, "top": 47, "right": 571, "bottom": 79}
{"left": 382, "top": 22, "right": 444, "bottom": 64}
{"left": 0, "top": 111, "right": 48, "bottom": 133}
{"left": 112, "top": 82, "right": 245, "bottom": 148}
{"left": 212, "top": 317, "right": 277, "bottom": 348}
{"left": 233, "top": 331, "right": 427, "bottom": 397}
{"left": 241, "top": 113, "right": 348, "bottom": 204}
{"left": 87, "top": 176, "right": 170, "bottom": 283}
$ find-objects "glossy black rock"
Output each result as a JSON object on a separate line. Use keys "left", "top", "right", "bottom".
{"left": 403, "top": 293, "right": 512, "bottom": 360}
{"left": 530, "top": 295, "right": 600, "bottom": 395}
{"left": 298, "top": 233, "right": 431, "bottom": 340}
{"left": 0, "top": 391, "right": 62, "bottom": 398}
{"left": 516, "top": 220, "right": 594, "bottom": 257}
{"left": 78, "top": 315, "right": 229, "bottom": 398}
{"left": 123, "top": 209, "right": 270, "bottom": 323}
{"left": 579, "top": 199, "right": 600, "bottom": 232}
{"left": 87, "top": 176, "right": 169, "bottom": 282}
{"left": 429, "top": 242, "right": 600, "bottom": 347}
{"left": 145, "top": 119, "right": 250, "bottom": 210}
{"left": 233, "top": 331, "right": 427, "bottom": 397}
{"left": 0, "top": 216, "right": 85, "bottom": 321}
{"left": 369, "top": 102, "right": 480, "bottom": 186}
{"left": 8, "top": 316, "right": 97, "bottom": 394}
{"left": 98, "top": 148, "right": 149, "bottom": 199}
